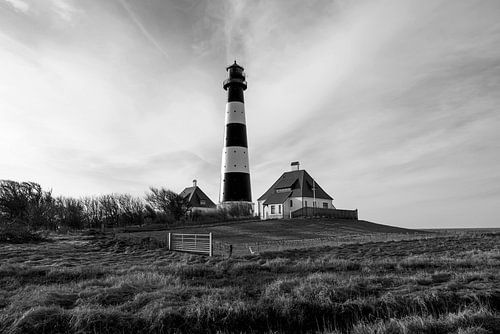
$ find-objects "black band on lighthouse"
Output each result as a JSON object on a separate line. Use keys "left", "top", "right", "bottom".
{"left": 225, "top": 123, "right": 248, "bottom": 147}
{"left": 227, "top": 86, "right": 244, "bottom": 103}
{"left": 222, "top": 172, "right": 251, "bottom": 202}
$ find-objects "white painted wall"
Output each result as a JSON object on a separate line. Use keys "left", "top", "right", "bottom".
{"left": 191, "top": 207, "right": 218, "bottom": 214}
{"left": 259, "top": 202, "right": 284, "bottom": 219}
{"left": 258, "top": 196, "right": 335, "bottom": 220}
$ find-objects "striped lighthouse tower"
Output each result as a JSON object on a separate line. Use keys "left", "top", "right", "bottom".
{"left": 220, "top": 61, "right": 252, "bottom": 207}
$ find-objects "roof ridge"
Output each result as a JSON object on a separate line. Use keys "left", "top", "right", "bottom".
{"left": 257, "top": 168, "right": 333, "bottom": 201}
{"left": 189, "top": 186, "right": 197, "bottom": 202}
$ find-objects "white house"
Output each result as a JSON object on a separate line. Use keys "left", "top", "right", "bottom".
{"left": 257, "top": 162, "right": 335, "bottom": 220}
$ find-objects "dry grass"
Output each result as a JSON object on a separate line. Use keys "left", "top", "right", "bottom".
{"left": 117, "top": 218, "right": 427, "bottom": 256}
{"left": 0, "top": 231, "right": 498, "bottom": 333}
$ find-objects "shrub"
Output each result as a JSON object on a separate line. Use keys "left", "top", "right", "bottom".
{"left": 145, "top": 187, "right": 190, "bottom": 221}
{"left": 0, "top": 224, "right": 48, "bottom": 244}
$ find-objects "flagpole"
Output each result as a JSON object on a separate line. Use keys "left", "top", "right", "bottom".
{"left": 312, "top": 179, "right": 316, "bottom": 217}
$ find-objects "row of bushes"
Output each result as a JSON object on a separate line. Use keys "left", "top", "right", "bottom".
{"left": 0, "top": 180, "right": 184, "bottom": 231}
{"left": 0, "top": 180, "right": 250, "bottom": 234}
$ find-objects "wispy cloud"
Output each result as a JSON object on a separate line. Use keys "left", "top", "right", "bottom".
{"left": 2, "top": 0, "right": 29, "bottom": 13}
{"left": 1, "top": 0, "right": 499, "bottom": 228}
{"left": 49, "top": 0, "right": 76, "bottom": 21}
{"left": 117, "top": 0, "right": 169, "bottom": 59}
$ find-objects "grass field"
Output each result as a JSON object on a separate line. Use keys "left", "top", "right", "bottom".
{"left": 118, "top": 218, "right": 430, "bottom": 256}
{"left": 0, "top": 221, "right": 499, "bottom": 333}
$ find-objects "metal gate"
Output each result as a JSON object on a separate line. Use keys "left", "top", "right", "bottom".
{"left": 167, "top": 232, "right": 213, "bottom": 256}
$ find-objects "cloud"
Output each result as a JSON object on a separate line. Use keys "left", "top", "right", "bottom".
{"left": 2, "top": 0, "right": 29, "bottom": 13}
{"left": 117, "top": 0, "right": 169, "bottom": 59}
{"left": 42, "top": 148, "right": 218, "bottom": 197}
{"left": 49, "top": 0, "right": 76, "bottom": 21}
{"left": 1, "top": 0, "right": 500, "bottom": 228}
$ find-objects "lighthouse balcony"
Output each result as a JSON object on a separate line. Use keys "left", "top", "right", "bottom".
{"left": 223, "top": 78, "right": 247, "bottom": 89}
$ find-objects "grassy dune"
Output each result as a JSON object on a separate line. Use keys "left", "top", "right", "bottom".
{"left": 118, "top": 218, "right": 428, "bottom": 256}
{"left": 0, "top": 231, "right": 499, "bottom": 333}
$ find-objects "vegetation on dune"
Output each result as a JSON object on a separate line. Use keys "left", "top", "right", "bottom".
{"left": 0, "top": 179, "right": 151, "bottom": 234}
{"left": 145, "top": 187, "right": 191, "bottom": 221}
{"left": 0, "top": 232, "right": 499, "bottom": 333}
{"left": 349, "top": 307, "right": 500, "bottom": 334}
{"left": 0, "top": 180, "right": 255, "bottom": 241}
{"left": 0, "top": 224, "right": 48, "bottom": 244}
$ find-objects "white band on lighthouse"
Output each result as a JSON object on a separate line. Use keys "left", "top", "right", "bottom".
{"left": 225, "top": 102, "right": 246, "bottom": 124}
{"left": 222, "top": 146, "right": 250, "bottom": 173}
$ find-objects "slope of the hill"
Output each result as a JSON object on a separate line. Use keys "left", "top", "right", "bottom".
{"left": 123, "top": 218, "right": 425, "bottom": 246}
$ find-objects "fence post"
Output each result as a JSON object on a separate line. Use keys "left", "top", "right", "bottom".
{"left": 168, "top": 233, "right": 171, "bottom": 250}
{"left": 209, "top": 233, "right": 213, "bottom": 257}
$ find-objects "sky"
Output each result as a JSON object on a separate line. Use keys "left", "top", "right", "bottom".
{"left": 1, "top": 0, "right": 499, "bottom": 229}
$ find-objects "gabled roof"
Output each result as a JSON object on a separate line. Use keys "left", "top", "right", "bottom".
{"left": 263, "top": 190, "right": 292, "bottom": 205}
{"left": 258, "top": 169, "right": 333, "bottom": 202}
{"left": 180, "top": 186, "right": 216, "bottom": 208}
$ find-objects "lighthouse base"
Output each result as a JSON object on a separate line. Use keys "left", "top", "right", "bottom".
{"left": 218, "top": 201, "right": 254, "bottom": 218}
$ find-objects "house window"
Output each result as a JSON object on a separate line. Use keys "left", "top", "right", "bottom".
{"left": 323, "top": 202, "right": 328, "bottom": 209}
{"left": 304, "top": 201, "right": 308, "bottom": 207}
{"left": 200, "top": 200, "right": 206, "bottom": 206}
{"left": 271, "top": 205, "right": 275, "bottom": 214}
{"left": 290, "top": 200, "right": 293, "bottom": 207}
{"left": 278, "top": 205, "right": 281, "bottom": 214}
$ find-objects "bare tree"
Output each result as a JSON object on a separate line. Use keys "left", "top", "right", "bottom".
{"left": 0, "top": 180, "right": 57, "bottom": 229}
{"left": 55, "top": 197, "right": 85, "bottom": 230}
{"left": 99, "top": 194, "right": 121, "bottom": 229}
{"left": 116, "top": 194, "right": 144, "bottom": 226}
{"left": 145, "top": 187, "right": 190, "bottom": 221}
{"left": 81, "top": 196, "right": 103, "bottom": 229}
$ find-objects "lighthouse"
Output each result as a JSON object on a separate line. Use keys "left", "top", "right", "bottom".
{"left": 220, "top": 61, "right": 252, "bottom": 208}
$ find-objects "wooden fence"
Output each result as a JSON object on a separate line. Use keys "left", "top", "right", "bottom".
{"left": 291, "top": 207, "right": 358, "bottom": 220}
{"left": 168, "top": 232, "right": 213, "bottom": 256}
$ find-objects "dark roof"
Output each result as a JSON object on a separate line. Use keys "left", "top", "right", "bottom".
{"left": 263, "top": 190, "right": 292, "bottom": 205}
{"left": 258, "top": 169, "right": 333, "bottom": 202}
{"left": 226, "top": 60, "right": 243, "bottom": 70}
{"left": 180, "top": 186, "right": 216, "bottom": 208}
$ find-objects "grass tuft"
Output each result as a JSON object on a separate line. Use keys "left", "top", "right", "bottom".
{"left": 69, "top": 306, "right": 146, "bottom": 334}
{"left": 9, "top": 306, "right": 70, "bottom": 334}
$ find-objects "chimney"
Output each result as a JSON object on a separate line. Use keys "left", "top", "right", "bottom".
{"left": 193, "top": 179, "right": 197, "bottom": 187}
{"left": 291, "top": 161, "right": 300, "bottom": 171}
